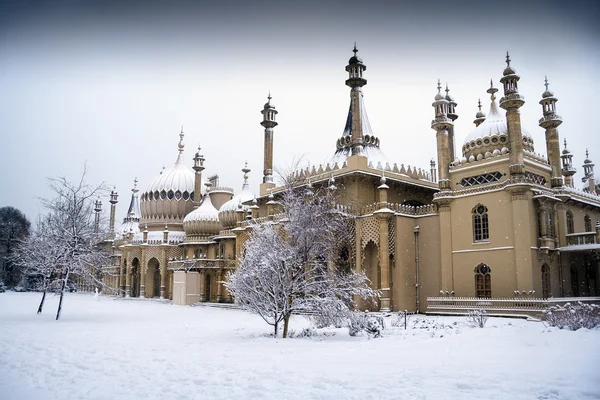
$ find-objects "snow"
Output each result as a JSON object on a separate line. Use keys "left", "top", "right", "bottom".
{"left": 1, "top": 292, "right": 599, "bottom": 400}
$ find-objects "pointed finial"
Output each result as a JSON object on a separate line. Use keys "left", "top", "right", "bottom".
{"left": 437, "top": 79, "right": 441, "bottom": 94}
{"left": 544, "top": 76, "right": 549, "bottom": 91}
{"left": 242, "top": 161, "right": 251, "bottom": 183}
{"left": 586, "top": 149, "right": 589, "bottom": 159}
{"left": 478, "top": 98, "right": 482, "bottom": 111}
{"left": 445, "top": 83, "right": 449, "bottom": 95}
{"left": 506, "top": 51, "right": 511, "bottom": 67}
{"left": 353, "top": 42, "right": 358, "bottom": 55}
{"left": 267, "top": 91, "right": 271, "bottom": 102}
{"left": 487, "top": 79, "right": 498, "bottom": 98}
{"left": 178, "top": 127, "right": 185, "bottom": 154}
{"left": 564, "top": 138, "right": 567, "bottom": 150}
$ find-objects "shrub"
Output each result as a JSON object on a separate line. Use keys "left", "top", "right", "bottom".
{"left": 542, "top": 302, "right": 600, "bottom": 331}
{"left": 467, "top": 308, "right": 488, "bottom": 328}
{"left": 348, "top": 311, "right": 383, "bottom": 338}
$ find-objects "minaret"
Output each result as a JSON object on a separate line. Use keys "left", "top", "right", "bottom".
{"left": 94, "top": 198, "right": 102, "bottom": 233}
{"left": 431, "top": 79, "right": 453, "bottom": 190}
{"left": 193, "top": 143, "right": 205, "bottom": 209}
{"left": 473, "top": 99, "right": 486, "bottom": 127}
{"left": 539, "top": 76, "right": 563, "bottom": 188}
{"left": 499, "top": 52, "right": 526, "bottom": 178}
{"left": 560, "top": 139, "right": 576, "bottom": 188}
{"left": 260, "top": 93, "right": 278, "bottom": 196}
{"left": 582, "top": 149, "right": 596, "bottom": 193}
{"left": 445, "top": 84, "right": 458, "bottom": 162}
{"left": 346, "top": 44, "right": 367, "bottom": 156}
{"left": 109, "top": 187, "right": 118, "bottom": 236}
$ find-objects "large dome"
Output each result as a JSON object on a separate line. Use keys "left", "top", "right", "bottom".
{"left": 219, "top": 165, "right": 255, "bottom": 229}
{"left": 139, "top": 131, "right": 199, "bottom": 228}
{"left": 183, "top": 193, "right": 222, "bottom": 237}
{"left": 462, "top": 94, "right": 534, "bottom": 161}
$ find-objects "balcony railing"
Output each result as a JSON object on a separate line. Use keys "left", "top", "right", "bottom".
{"left": 167, "top": 258, "right": 236, "bottom": 271}
{"left": 566, "top": 232, "right": 598, "bottom": 246}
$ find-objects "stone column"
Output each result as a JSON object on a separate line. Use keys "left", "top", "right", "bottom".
{"left": 216, "top": 269, "right": 223, "bottom": 303}
{"left": 160, "top": 248, "right": 167, "bottom": 299}
{"left": 510, "top": 189, "right": 534, "bottom": 292}
{"left": 140, "top": 248, "right": 146, "bottom": 298}
{"left": 377, "top": 213, "right": 392, "bottom": 311}
{"left": 438, "top": 202, "right": 453, "bottom": 294}
{"left": 199, "top": 270, "right": 205, "bottom": 301}
{"left": 125, "top": 252, "right": 132, "bottom": 297}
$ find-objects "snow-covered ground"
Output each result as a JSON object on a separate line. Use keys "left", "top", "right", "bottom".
{"left": 0, "top": 292, "right": 598, "bottom": 400}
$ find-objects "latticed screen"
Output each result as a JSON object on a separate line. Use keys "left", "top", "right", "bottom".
{"left": 472, "top": 205, "right": 489, "bottom": 242}
{"left": 566, "top": 211, "right": 574, "bottom": 234}
{"left": 459, "top": 172, "right": 503, "bottom": 187}
{"left": 541, "top": 265, "right": 550, "bottom": 299}
{"left": 475, "top": 264, "right": 491, "bottom": 298}
{"left": 585, "top": 215, "right": 592, "bottom": 232}
{"left": 546, "top": 212, "right": 555, "bottom": 238}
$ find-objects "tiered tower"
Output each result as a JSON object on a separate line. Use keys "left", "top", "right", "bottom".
{"left": 561, "top": 139, "right": 577, "bottom": 187}
{"left": 431, "top": 80, "right": 453, "bottom": 190}
{"left": 260, "top": 93, "right": 278, "bottom": 196}
{"left": 539, "top": 77, "right": 563, "bottom": 188}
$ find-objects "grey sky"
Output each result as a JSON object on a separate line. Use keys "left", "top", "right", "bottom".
{"left": 1, "top": 0, "right": 599, "bottom": 223}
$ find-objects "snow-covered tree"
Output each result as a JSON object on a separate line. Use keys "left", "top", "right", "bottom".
{"left": 226, "top": 182, "right": 377, "bottom": 338}
{"left": 0, "top": 206, "right": 31, "bottom": 286}
{"left": 12, "top": 167, "right": 111, "bottom": 320}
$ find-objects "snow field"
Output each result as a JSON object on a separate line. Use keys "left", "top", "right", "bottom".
{"left": 0, "top": 292, "right": 599, "bottom": 400}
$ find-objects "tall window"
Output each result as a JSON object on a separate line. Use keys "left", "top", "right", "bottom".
{"left": 566, "top": 211, "right": 574, "bottom": 234}
{"left": 541, "top": 264, "right": 551, "bottom": 299}
{"left": 584, "top": 214, "right": 592, "bottom": 232}
{"left": 472, "top": 204, "right": 489, "bottom": 242}
{"left": 546, "top": 211, "right": 555, "bottom": 238}
{"left": 474, "top": 264, "right": 491, "bottom": 298}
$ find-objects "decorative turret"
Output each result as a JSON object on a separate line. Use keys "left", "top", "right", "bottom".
{"left": 430, "top": 159, "right": 437, "bottom": 183}
{"left": 539, "top": 76, "right": 563, "bottom": 187}
{"left": 192, "top": 142, "right": 205, "bottom": 210}
{"left": 431, "top": 79, "right": 453, "bottom": 190}
{"left": 445, "top": 84, "right": 458, "bottom": 162}
{"left": 334, "top": 45, "right": 384, "bottom": 165}
{"left": 499, "top": 52, "right": 526, "bottom": 177}
{"left": 260, "top": 93, "right": 278, "bottom": 195}
{"left": 582, "top": 149, "right": 596, "bottom": 193}
{"left": 94, "top": 198, "right": 102, "bottom": 233}
{"left": 561, "top": 139, "right": 577, "bottom": 188}
{"left": 473, "top": 99, "right": 486, "bottom": 127}
{"left": 218, "top": 163, "right": 255, "bottom": 229}
{"left": 109, "top": 187, "right": 118, "bottom": 235}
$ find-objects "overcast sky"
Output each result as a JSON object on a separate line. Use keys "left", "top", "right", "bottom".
{"left": 1, "top": 0, "right": 599, "bottom": 223}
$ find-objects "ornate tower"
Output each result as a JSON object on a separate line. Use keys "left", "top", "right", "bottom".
{"left": 445, "top": 84, "right": 458, "bottom": 162}
{"left": 473, "top": 99, "right": 486, "bottom": 127}
{"left": 499, "top": 52, "right": 526, "bottom": 178}
{"left": 260, "top": 93, "right": 278, "bottom": 196}
{"left": 345, "top": 44, "right": 367, "bottom": 156}
{"left": 431, "top": 79, "right": 453, "bottom": 190}
{"left": 94, "top": 198, "right": 102, "bottom": 233}
{"left": 561, "top": 139, "right": 577, "bottom": 188}
{"left": 582, "top": 150, "right": 596, "bottom": 193}
{"left": 193, "top": 142, "right": 205, "bottom": 210}
{"left": 539, "top": 76, "right": 563, "bottom": 187}
{"left": 109, "top": 187, "right": 118, "bottom": 236}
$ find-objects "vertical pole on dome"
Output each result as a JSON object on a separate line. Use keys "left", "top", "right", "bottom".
{"left": 193, "top": 142, "right": 205, "bottom": 209}
{"left": 499, "top": 52, "right": 526, "bottom": 178}
{"left": 260, "top": 92, "right": 278, "bottom": 196}
{"left": 539, "top": 76, "right": 564, "bottom": 188}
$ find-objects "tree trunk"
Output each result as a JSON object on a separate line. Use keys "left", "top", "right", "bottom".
{"left": 37, "top": 289, "right": 47, "bottom": 314}
{"left": 274, "top": 320, "right": 278, "bottom": 337}
{"left": 283, "top": 314, "right": 291, "bottom": 338}
{"left": 56, "top": 270, "right": 69, "bottom": 321}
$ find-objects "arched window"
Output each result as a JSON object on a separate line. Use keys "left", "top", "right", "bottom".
{"left": 194, "top": 248, "right": 203, "bottom": 259}
{"left": 541, "top": 264, "right": 551, "bottom": 299}
{"left": 566, "top": 211, "right": 574, "bottom": 234}
{"left": 474, "top": 264, "right": 491, "bottom": 298}
{"left": 584, "top": 214, "right": 592, "bottom": 232}
{"left": 472, "top": 205, "right": 489, "bottom": 242}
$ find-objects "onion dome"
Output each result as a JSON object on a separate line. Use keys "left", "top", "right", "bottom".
{"left": 219, "top": 163, "right": 255, "bottom": 229}
{"left": 183, "top": 183, "right": 222, "bottom": 236}
{"left": 584, "top": 149, "right": 593, "bottom": 165}
{"left": 562, "top": 139, "right": 570, "bottom": 155}
{"left": 463, "top": 80, "right": 534, "bottom": 161}
{"left": 264, "top": 92, "right": 275, "bottom": 109}
{"left": 503, "top": 52, "right": 516, "bottom": 76}
{"left": 119, "top": 178, "right": 141, "bottom": 237}
{"left": 140, "top": 128, "right": 198, "bottom": 228}
{"left": 348, "top": 43, "right": 364, "bottom": 65}
{"left": 542, "top": 76, "right": 554, "bottom": 98}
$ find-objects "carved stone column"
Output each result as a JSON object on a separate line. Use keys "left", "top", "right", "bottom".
{"left": 140, "top": 247, "right": 146, "bottom": 298}
{"left": 125, "top": 251, "right": 132, "bottom": 297}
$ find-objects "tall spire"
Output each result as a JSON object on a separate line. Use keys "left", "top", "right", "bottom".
{"left": 335, "top": 45, "right": 380, "bottom": 161}
{"left": 499, "top": 52, "right": 526, "bottom": 178}
{"left": 539, "top": 75, "right": 563, "bottom": 187}
{"left": 582, "top": 149, "right": 596, "bottom": 193}
{"left": 431, "top": 79, "right": 453, "bottom": 190}
{"left": 192, "top": 144, "right": 206, "bottom": 210}
{"left": 109, "top": 186, "right": 118, "bottom": 235}
{"left": 445, "top": 83, "right": 458, "bottom": 162}
{"left": 261, "top": 92, "right": 278, "bottom": 194}
{"left": 561, "top": 138, "right": 576, "bottom": 188}
{"left": 473, "top": 98, "right": 486, "bottom": 127}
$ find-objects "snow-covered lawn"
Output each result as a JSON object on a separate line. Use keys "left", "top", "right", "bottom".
{"left": 0, "top": 292, "right": 598, "bottom": 400}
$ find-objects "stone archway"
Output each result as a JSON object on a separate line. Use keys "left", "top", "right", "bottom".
{"left": 146, "top": 258, "right": 160, "bottom": 298}
{"left": 363, "top": 240, "right": 380, "bottom": 311}
{"left": 131, "top": 258, "right": 140, "bottom": 298}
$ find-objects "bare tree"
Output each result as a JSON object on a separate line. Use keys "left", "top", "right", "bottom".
{"left": 13, "top": 166, "right": 111, "bottom": 320}
{"left": 226, "top": 182, "right": 377, "bottom": 338}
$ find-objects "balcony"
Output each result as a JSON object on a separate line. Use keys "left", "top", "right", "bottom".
{"left": 167, "top": 258, "right": 236, "bottom": 271}
{"left": 566, "top": 232, "right": 598, "bottom": 246}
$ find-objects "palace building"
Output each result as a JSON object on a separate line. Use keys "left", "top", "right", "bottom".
{"left": 99, "top": 47, "right": 600, "bottom": 312}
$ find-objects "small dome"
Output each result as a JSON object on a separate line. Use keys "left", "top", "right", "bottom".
{"left": 503, "top": 65, "right": 516, "bottom": 76}
{"left": 542, "top": 89, "right": 554, "bottom": 99}
{"left": 183, "top": 194, "right": 222, "bottom": 236}
{"left": 434, "top": 92, "right": 445, "bottom": 101}
{"left": 476, "top": 110, "right": 485, "bottom": 118}
{"left": 218, "top": 166, "right": 255, "bottom": 229}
